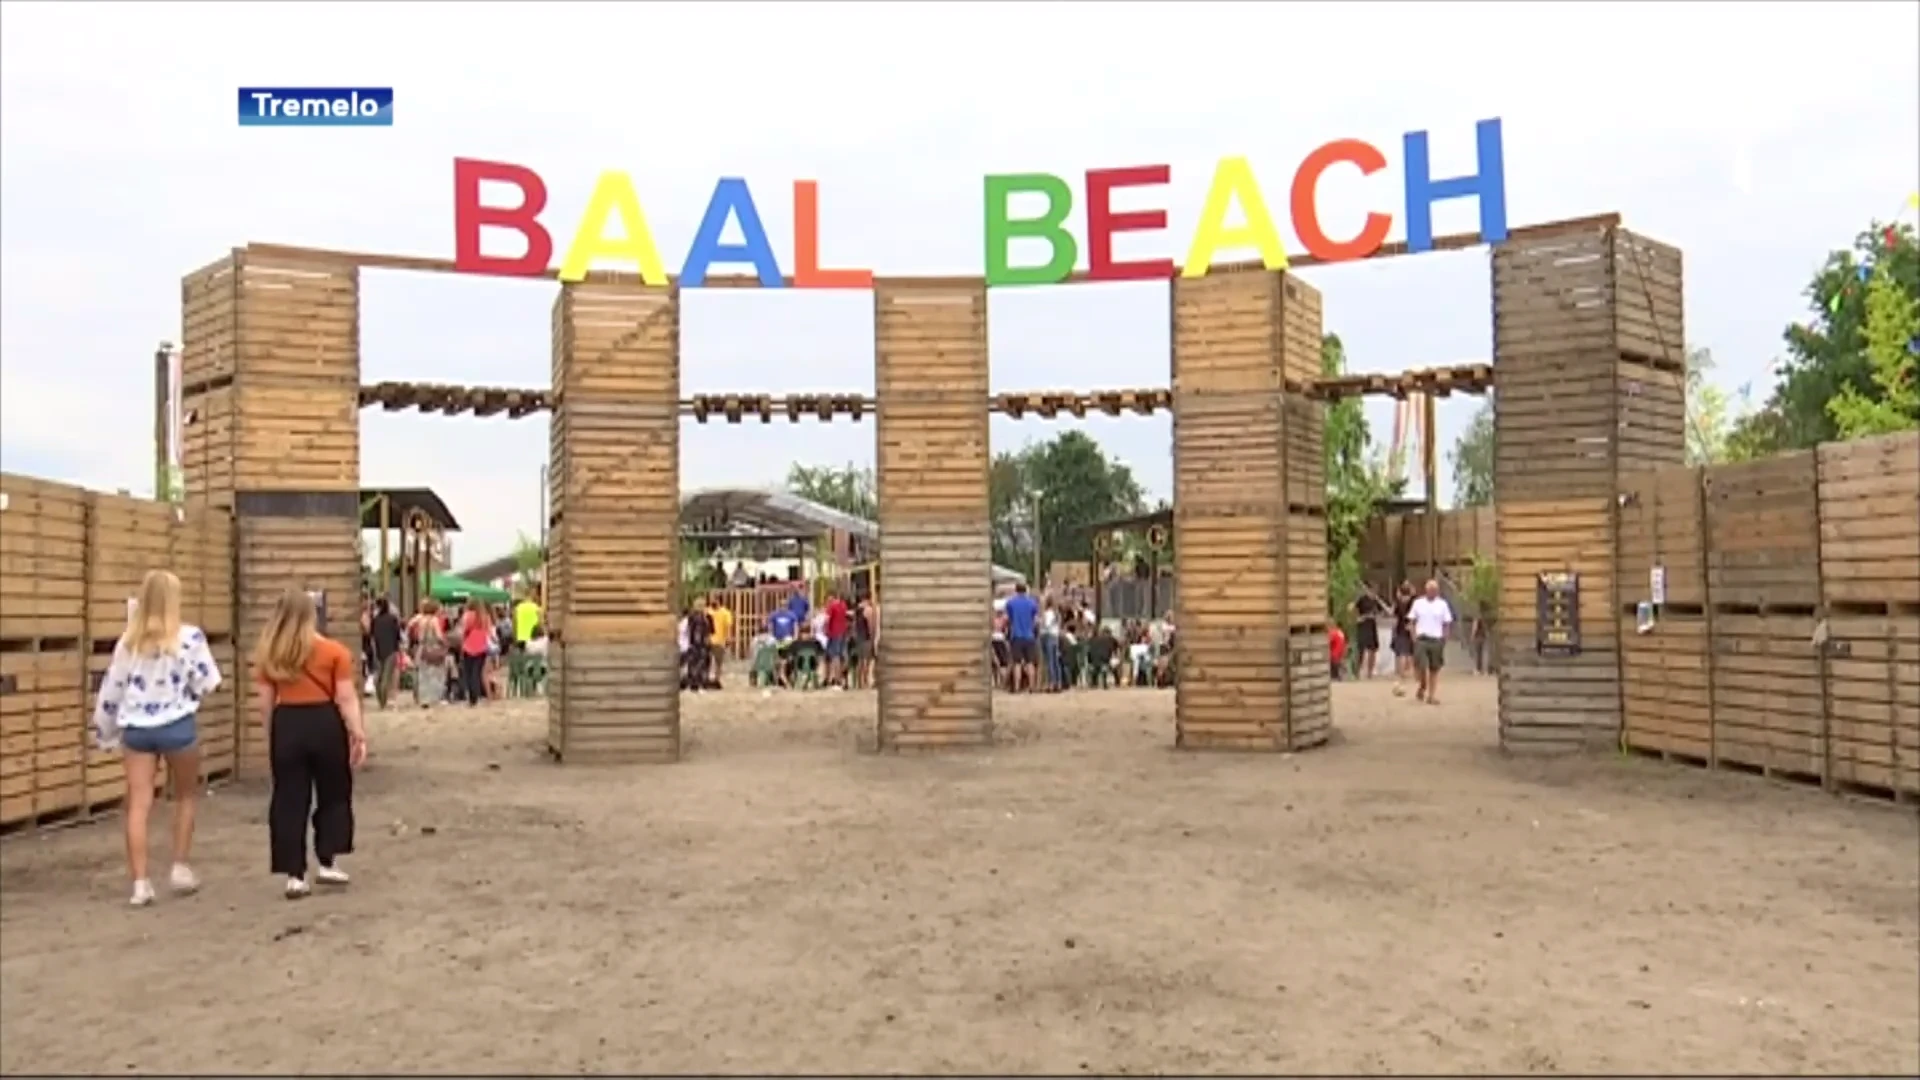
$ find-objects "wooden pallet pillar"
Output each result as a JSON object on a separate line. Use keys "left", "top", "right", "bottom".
{"left": 546, "top": 281, "right": 682, "bottom": 764}
{"left": 179, "top": 247, "right": 362, "bottom": 779}
{"left": 1490, "top": 225, "right": 1685, "bottom": 753}
{"left": 872, "top": 280, "right": 993, "bottom": 750}
{"left": 1170, "top": 270, "right": 1328, "bottom": 751}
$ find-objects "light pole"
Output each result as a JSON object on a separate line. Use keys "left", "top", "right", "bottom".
{"left": 537, "top": 465, "right": 550, "bottom": 608}
{"left": 1029, "top": 488, "right": 1045, "bottom": 588}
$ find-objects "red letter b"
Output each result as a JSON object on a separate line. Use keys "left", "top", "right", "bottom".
{"left": 453, "top": 158, "right": 553, "bottom": 276}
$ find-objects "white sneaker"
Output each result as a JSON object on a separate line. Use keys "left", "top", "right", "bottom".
{"left": 169, "top": 864, "right": 200, "bottom": 895}
{"left": 315, "top": 863, "right": 350, "bottom": 887}
{"left": 284, "top": 876, "right": 311, "bottom": 900}
{"left": 129, "top": 879, "right": 156, "bottom": 907}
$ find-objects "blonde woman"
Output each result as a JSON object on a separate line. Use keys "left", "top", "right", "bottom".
{"left": 410, "top": 598, "right": 450, "bottom": 706}
{"left": 90, "top": 570, "right": 223, "bottom": 907}
{"left": 253, "top": 589, "right": 368, "bottom": 899}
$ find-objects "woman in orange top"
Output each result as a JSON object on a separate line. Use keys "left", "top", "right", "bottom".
{"left": 253, "top": 589, "right": 368, "bottom": 900}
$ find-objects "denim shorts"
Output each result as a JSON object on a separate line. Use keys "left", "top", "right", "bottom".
{"left": 122, "top": 714, "right": 198, "bottom": 755}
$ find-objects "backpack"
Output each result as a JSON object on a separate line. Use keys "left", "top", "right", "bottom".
{"left": 419, "top": 619, "right": 449, "bottom": 664}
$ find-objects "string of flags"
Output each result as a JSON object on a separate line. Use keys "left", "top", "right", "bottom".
{"left": 1826, "top": 192, "right": 1918, "bottom": 315}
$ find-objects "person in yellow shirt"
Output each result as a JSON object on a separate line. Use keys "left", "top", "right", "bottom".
{"left": 512, "top": 594, "right": 542, "bottom": 646}
{"left": 705, "top": 593, "right": 734, "bottom": 687}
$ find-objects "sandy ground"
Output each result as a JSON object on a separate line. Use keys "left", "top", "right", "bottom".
{"left": 1, "top": 674, "right": 1916, "bottom": 1076}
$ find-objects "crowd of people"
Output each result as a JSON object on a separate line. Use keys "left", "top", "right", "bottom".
{"left": 676, "top": 579, "right": 1179, "bottom": 695}
{"left": 991, "top": 582, "right": 1177, "bottom": 691}
{"left": 359, "top": 593, "right": 547, "bottom": 708}
{"left": 1329, "top": 577, "right": 1480, "bottom": 705}
{"left": 680, "top": 584, "right": 879, "bottom": 691}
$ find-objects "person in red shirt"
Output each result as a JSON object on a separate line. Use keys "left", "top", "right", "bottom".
{"left": 456, "top": 598, "right": 491, "bottom": 707}
{"left": 823, "top": 589, "right": 851, "bottom": 689}
{"left": 1328, "top": 624, "right": 1348, "bottom": 681}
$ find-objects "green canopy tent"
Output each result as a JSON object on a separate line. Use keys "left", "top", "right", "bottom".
{"left": 427, "top": 572, "right": 512, "bottom": 605}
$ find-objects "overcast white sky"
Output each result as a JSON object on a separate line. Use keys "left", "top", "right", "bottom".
{"left": 3, "top": 1, "right": 1916, "bottom": 566}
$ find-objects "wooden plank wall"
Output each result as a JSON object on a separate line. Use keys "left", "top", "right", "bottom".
{"left": 872, "top": 280, "right": 993, "bottom": 749}
{"left": 1612, "top": 433, "right": 1918, "bottom": 801}
{"left": 1391, "top": 507, "right": 1497, "bottom": 587}
{"left": 1490, "top": 225, "right": 1686, "bottom": 753}
{"left": 1359, "top": 513, "right": 1404, "bottom": 595}
{"left": 1701, "top": 453, "right": 1825, "bottom": 779}
{"left": 1817, "top": 432, "right": 1919, "bottom": 795}
{"left": 1279, "top": 278, "right": 1331, "bottom": 748}
{"left": 547, "top": 283, "right": 682, "bottom": 764}
{"left": 1616, "top": 465, "right": 1710, "bottom": 759}
{"left": 1, "top": 474, "right": 238, "bottom": 831}
{"left": 1169, "top": 270, "right": 1316, "bottom": 751}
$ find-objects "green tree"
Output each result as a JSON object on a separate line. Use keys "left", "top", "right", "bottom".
{"left": 1322, "top": 333, "right": 1398, "bottom": 621}
{"left": 1450, "top": 399, "right": 1494, "bottom": 508}
{"left": 511, "top": 531, "right": 544, "bottom": 593}
{"left": 1736, "top": 220, "right": 1919, "bottom": 454}
{"left": 1828, "top": 261, "right": 1920, "bottom": 438}
{"left": 785, "top": 462, "right": 877, "bottom": 520}
{"left": 989, "top": 431, "right": 1147, "bottom": 578}
{"left": 1683, "top": 345, "right": 1738, "bottom": 466}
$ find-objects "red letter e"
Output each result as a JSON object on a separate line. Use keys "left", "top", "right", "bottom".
{"left": 1085, "top": 165, "right": 1174, "bottom": 282}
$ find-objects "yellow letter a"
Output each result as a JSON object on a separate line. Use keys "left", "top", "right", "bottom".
{"left": 558, "top": 170, "right": 668, "bottom": 285}
{"left": 1182, "top": 156, "right": 1290, "bottom": 277}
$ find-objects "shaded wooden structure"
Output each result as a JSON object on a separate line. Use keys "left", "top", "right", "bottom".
{"left": 361, "top": 487, "right": 459, "bottom": 616}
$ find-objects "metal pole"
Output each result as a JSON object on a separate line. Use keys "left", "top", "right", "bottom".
{"left": 378, "top": 495, "right": 392, "bottom": 600}
{"left": 1031, "top": 493, "right": 1043, "bottom": 587}
{"left": 1421, "top": 392, "right": 1439, "bottom": 578}
{"left": 537, "top": 465, "right": 549, "bottom": 611}
{"left": 153, "top": 344, "right": 170, "bottom": 501}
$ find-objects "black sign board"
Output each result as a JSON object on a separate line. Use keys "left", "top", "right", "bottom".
{"left": 1535, "top": 571, "right": 1582, "bottom": 657}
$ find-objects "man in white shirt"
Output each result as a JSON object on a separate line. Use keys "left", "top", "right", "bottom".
{"left": 1407, "top": 578, "right": 1454, "bottom": 705}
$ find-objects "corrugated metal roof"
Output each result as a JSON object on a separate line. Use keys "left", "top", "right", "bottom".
{"left": 456, "top": 488, "right": 1026, "bottom": 584}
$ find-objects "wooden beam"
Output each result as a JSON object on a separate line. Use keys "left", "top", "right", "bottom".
{"left": 251, "top": 213, "right": 1622, "bottom": 287}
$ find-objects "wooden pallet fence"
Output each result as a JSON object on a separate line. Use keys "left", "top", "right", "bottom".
{"left": 1620, "top": 613, "right": 1712, "bottom": 761}
{"left": 1710, "top": 611, "right": 1826, "bottom": 781}
{"left": 1703, "top": 452, "right": 1821, "bottom": 612}
{"left": 1616, "top": 464, "right": 1707, "bottom": 609}
{"left": 1, "top": 474, "right": 241, "bottom": 830}
{"left": 0, "top": 644, "right": 87, "bottom": 828}
{"left": 0, "top": 475, "right": 89, "bottom": 642}
{"left": 1816, "top": 431, "right": 1920, "bottom": 608}
{"left": 1823, "top": 610, "right": 1920, "bottom": 797}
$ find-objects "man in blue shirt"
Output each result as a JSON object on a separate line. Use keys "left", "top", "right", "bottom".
{"left": 768, "top": 607, "right": 797, "bottom": 688}
{"left": 786, "top": 585, "right": 810, "bottom": 625}
{"left": 1003, "top": 583, "right": 1040, "bottom": 693}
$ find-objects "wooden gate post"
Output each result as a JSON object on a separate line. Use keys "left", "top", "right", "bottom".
{"left": 178, "top": 247, "right": 362, "bottom": 779}
{"left": 871, "top": 280, "right": 993, "bottom": 750}
{"left": 545, "top": 281, "right": 682, "bottom": 764}
{"left": 1170, "top": 270, "right": 1328, "bottom": 751}
{"left": 1490, "top": 226, "right": 1685, "bottom": 753}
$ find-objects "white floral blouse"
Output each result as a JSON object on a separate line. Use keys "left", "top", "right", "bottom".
{"left": 91, "top": 626, "right": 224, "bottom": 748}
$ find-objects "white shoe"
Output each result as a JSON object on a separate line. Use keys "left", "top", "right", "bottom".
{"left": 315, "top": 863, "right": 350, "bottom": 887}
{"left": 129, "top": 879, "right": 156, "bottom": 907}
{"left": 169, "top": 864, "right": 200, "bottom": 895}
{"left": 284, "top": 876, "right": 311, "bottom": 900}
